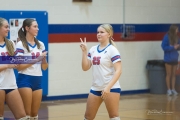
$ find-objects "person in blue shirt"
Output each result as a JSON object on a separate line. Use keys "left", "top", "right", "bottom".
{"left": 161, "top": 24, "right": 180, "bottom": 96}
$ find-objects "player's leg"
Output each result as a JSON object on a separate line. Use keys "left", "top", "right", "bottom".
{"left": 18, "top": 88, "right": 33, "bottom": 117}
{"left": 30, "top": 89, "right": 42, "bottom": 120}
{"left": 5, "top": 89, "right": 26, "bottom": 119}
{"left": 171, "top": 64, "right": 178, "bottom": 95}
{"left": 165, "top": 63, "right": 172, "bottom": 95}
{"left": 0, "top": 90, "right": 5, "bottom": 120}
{"left": 104, "top": 89, "right": 120, "bottom": 120}
{"left": 84, "top": 90, "right": 103, "bottom": 120}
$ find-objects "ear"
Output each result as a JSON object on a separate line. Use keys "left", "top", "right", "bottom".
{"left": 25, "top": 26, "right": 29, "bottom": 32}
{"left": 108, "top": 33, "right": 111, "bottom": 38}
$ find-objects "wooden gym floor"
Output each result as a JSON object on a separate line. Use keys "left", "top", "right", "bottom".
{"left": 3, "top": 93, "right": 180, "bottom": 120}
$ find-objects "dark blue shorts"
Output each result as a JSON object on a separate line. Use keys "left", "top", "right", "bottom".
{"left": 90, "top": 88, "right": 121, "bottom": 96}
{"left": 0, "top": 89, "right": 15, "bottom": 94}
{"left": 16, "top": 74, "right": 42, "bottom": 91}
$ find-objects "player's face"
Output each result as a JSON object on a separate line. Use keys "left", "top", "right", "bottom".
{"left": 97, "top": 27, "right": 110, "bottom": 43}
{"left": 0, "top": 20, "right": 9, "bottom": 38}
{"left": 28, "top": 21, "right": 39, "bottom": 36}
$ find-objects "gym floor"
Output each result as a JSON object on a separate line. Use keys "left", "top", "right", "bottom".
{"left": 4, "top": 94, "right": 180, "bottom": 120}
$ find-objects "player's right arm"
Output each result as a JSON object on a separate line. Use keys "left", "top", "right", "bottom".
{"left": 80, "top": 38, "right": 91, "bottom": 71}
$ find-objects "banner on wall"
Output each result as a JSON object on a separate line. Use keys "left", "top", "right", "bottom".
{"left": 9, "top": 18, "right": 35, "bottom": 44}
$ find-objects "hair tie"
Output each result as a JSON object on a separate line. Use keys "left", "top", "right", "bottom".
{"left": 110, "top": 36, "right": 114, "bottom": 41}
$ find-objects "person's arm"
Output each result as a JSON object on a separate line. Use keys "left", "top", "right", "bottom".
{"left": 80, "top": 38, "right": 91, "bottom": 71}
{"left": 0, "top": 64, "right": 18, "bottom": 72}
{"left": 105, "top": 61, "right": 122, "bottom": 89}
{"left": 16, "top": 62, "right": 36, "bottom": 71}
{"left": 161, "top": 35, "right": 175, "bottom": 52}
{"left": 101, "top": 61, "right": 122, "bottom": 100}
{"left": 82, "top": 52, "right": 91, "bottom": 71}
{"left": 41, "top": 57, "right": 48, "bottom": 70}
{"left": 0, "top": 65, "right": 8, "bottom": 72}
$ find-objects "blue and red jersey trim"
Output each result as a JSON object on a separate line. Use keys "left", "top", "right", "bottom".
{"left": 111, "top": 55, "right": 121, "bottom": 62}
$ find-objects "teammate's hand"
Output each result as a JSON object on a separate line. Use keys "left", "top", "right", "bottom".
{"left": 37, "top": 51, "right": 48, "bottom": 62}
{"left": 174, "top": 44, "right": 180, "bottom": 49}
{"left": 80, "top": 37, "right": 87, "bottom": 52}
{"left": 101, "top": 87, "right": 110, "bottom": 100}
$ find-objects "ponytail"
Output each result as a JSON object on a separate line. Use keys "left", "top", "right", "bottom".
{"left": 4, "top": 38, "right": 15, "bottom": 56}
{"left": 109, "top": 37, "right": 117, "bottom": 48}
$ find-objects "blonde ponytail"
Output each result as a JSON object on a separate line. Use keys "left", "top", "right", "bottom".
{"left": 5, "top": 38, "right": 15, "bottom": 56}
{"left": 109, "top": 39, "right": 116, "bottom": 48}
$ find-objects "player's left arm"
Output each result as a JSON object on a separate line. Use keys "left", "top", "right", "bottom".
{"left": 41, "top": 42, "right": 48, "bottom": 70}
{"left": 41, "top": 57, "right": 48, "bottom": 70}
{"left": 106, "top": 61, "right": 122, "bottom": 89}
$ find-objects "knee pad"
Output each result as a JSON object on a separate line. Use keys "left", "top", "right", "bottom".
{"left": 17, "top": 116, "right": 28, "bottom": 120}
{"left": 110, "top": 117, "right": 120, "bottom": 120}
{"left": 30, "top": 115, "right": 38, "bottom": 120}
{"left": 0, "top": 117, "right": 4, "bottom": 120}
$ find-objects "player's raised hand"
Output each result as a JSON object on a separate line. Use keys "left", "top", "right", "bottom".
{"left": 80, "top": 37, "right": 87, "bottom": 52}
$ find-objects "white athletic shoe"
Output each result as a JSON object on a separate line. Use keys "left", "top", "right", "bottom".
{"left": 167, "top": 89, "right": 172, "bottom": 96}
{"left": 171, "top": 89, "right": 178, "bottom": 95}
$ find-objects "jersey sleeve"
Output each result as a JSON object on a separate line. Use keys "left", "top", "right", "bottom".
{"left": 110, "top": 46, "right": 121, "bottom": 64}
{"left": 15, "top": 41, "right": 24, "bottom": 56}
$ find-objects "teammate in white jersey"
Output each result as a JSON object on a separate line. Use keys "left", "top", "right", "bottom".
{"left": 15, "top": 19, "right": 48, "bottom": 120}
{"left": 80, "top": 24, "right": 122, "bottom": 120}
{"left": 0, "top": 18, "right": 27, "bottom": 120}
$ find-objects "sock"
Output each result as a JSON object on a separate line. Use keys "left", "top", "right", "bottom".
{"left": 26, "top": 116, "right": 30, "bottom": 120}
{"left": 16, "top": 116, "right": 27, "bottom": 120}
{"left": 30, "top": 115, "right": 38, "bottom": 120}
{"left": 110, "top": 117, "right": 120, "bottom": 120}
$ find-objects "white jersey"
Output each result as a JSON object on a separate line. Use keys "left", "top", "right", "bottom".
{"left": 15, "top": 40, "right": 46, "bottom": 76}
{"left": 0, "top": 41, "right": 17, "bottom": 89}
{"left": 88, "top": 44, "right": 121, "bottom": 91}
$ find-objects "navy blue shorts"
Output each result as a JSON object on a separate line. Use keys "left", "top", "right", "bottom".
{"left": 0, "top": 89, "right": 15, "bottom": 94}
{"left": 16, "top": 74, "right": 42, "bottom": 91}
{"left": 90, "top": 88, "right": 121, "bottom": 96}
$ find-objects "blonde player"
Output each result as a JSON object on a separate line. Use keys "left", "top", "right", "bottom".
{"left": 15, "top": 19, "right": 48, "bottom": 120}
{"left": 0, "top": 18, "right": 27, "bottom": 120}
{"left": 80, "top": 24, "right": 122, "bottom": 120}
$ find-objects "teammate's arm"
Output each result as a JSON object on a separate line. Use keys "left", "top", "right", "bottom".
{"left": 0, "top": 64, "right": 18, "bottom": 72}
{"left": 0, "top": 65, "right": 8, "bottom": 72}
{"left": 41, "top": 57, "right": 48, "bottom": 70}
